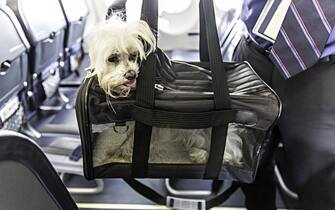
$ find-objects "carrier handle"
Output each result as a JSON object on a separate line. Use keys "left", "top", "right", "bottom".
{"left": 139, "top": 0, "right": 231, "bottom": 110}
{"left": 198, "top": 0, "right": 231, "bottom": 109}
{"left": 140, "top": 0, "right": 158, "bottom": 47}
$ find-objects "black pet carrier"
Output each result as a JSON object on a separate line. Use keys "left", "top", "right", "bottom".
{"left": 76, "top": 0, "right": 281, "bottom": 206}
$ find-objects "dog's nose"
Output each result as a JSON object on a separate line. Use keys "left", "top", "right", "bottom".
{"left": 124, "top": 71, "right": 136, "bottom": 81}
{"left": 126, "top": 75, "right": 135, "bottom": 81}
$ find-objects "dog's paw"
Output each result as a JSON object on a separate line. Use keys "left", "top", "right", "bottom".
{"left": 189, "top": 148, "right": 208, "bottom": 164}
{"left": 112, "top": 145, "right": 132, "bottom": 162}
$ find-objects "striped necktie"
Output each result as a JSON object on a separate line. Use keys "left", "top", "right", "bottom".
{"left": 269, "top": 0, "right": 335, "bottom": 79}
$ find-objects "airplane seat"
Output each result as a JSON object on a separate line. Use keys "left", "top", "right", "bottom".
{"left": 0, "top": 130, "right": 78, "bottom": 210}
{"left": 0, "top": 6, "right": 29, "bottom": 132}
{"left": 2, "top": 0, "right": 77, "bottom": 147}
{"left": 58, "top": 0, "right": 89, "bottom": 83}
{"left": 6, "top": 0, "right": 69, "bottom": 116}
{"left": 1, "top": 3, "right": 103, "bottom": 195}
{"left": 4, "top": 0, "right": 79, "bottom": 152}
{"left": 31, "top": 0, "right": 90, "bottom": 134}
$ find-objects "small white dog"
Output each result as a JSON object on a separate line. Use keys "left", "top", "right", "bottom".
{"left": 87, "top": 17, "right": 210, "bottom": 164}
{"left": 87, "top": 18, "right": 156, "bottom": 98}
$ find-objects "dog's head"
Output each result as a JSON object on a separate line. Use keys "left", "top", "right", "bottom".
{"left": 87, "top": 18, "right": 156, "bottom": 98}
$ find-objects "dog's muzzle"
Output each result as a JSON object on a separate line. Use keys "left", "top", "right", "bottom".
{"left": 124, "top": 70, "right": 137, "bottom": 81}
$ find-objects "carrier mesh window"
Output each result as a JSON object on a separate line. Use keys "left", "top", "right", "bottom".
{"left": 91, "top": 122, "right": 264, "bottom": 171}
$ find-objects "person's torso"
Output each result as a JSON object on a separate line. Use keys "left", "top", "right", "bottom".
{"left": 240, "top": 0, "right": 335, "bottom": 57}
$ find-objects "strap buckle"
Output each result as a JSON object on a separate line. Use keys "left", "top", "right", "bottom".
{"left": 166, "top": 196, "right": 206, "bottom": 210}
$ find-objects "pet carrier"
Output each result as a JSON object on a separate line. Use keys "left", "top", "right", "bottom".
{"left": 76, "top": 0, "right": 281, "bottom": 207}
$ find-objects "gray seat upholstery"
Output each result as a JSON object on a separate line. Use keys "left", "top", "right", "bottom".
{"left": 59, "top": 0, "right": 88, "bottom": 54}
{"left": 6, "top": 0, "right": 67, "bottom": 113}
{"left": 58, "top": 0, "right": 89, "bottom": 81}
{"left": 1, "top": 3, "right": 103, "bottom": 195}
{"left": 0, "top": 5, "right": 30, "bottom": 132}
{"left": 0, "top": 130, "right": 78, "bottom": 210}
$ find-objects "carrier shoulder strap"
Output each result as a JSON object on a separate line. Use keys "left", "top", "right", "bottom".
{"left": 199, "top": 0, "right": 231, "bottom": 179}
{"left": 199, "top": 0, "right": 231, "bottom": 110}
{"left": 131, "top": 0, "right": 158, "bottom": 177}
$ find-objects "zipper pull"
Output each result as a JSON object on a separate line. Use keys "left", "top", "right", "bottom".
{"left": 155, "top": 84, "right": 164, "bottom": 91}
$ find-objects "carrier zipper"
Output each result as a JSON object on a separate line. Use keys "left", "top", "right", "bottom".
{"left": 154, "top": 84, "right": 164, "bottom": 91}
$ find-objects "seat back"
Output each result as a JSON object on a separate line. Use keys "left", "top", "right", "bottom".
{"left": 58, "top": 0, "right": 88, "bottom": 77}
{"left": 0, "top": 130, "right": 78, "bottom": 210}
{"left": 7, "top": 0, "right": 66, "bottom": 74}
{"left": 59, "top": 0, "right": 88, "bottom": 53}
{"left": 6, "top": 0, "right": 68, "bottom": 112}
{"left": 0, "top": 6, "right": 29, "bottom": 130}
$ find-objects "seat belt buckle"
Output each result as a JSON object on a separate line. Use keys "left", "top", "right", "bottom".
{"left": 166, "top": 196, "right": 206, "bottom": 210}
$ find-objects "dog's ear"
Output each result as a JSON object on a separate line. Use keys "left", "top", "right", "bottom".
{"left": 86, "top": 36, "right": 98, "bottom": 78}
{"left": 132, "top": 20, "right": 156, "bottom": 58}
{"left": 86, "top": 38, "right": 97, "bottom": 78}
{"left": 86, "top": 21, "right": 108, "bottom": 78}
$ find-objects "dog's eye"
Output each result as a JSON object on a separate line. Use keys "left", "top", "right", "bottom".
{"left": 129, "top": 53, "right": 138, "bottom": 62}
{"left": 107, "top": 55, "right": 119, "bottom": 63}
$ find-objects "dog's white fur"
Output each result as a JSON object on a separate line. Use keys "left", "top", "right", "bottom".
{"left": 88, "top": 17, "right": 210, "bottom": 164}
{"left": 87, "top": 18, "right": 156, "bottom": 98}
